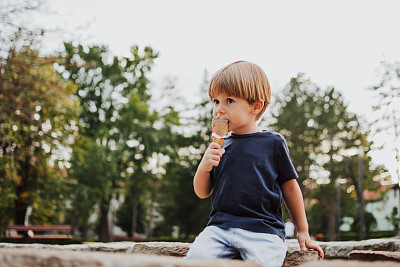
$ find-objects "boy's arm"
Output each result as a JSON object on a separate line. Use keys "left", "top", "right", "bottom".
{"left": 193, "top": 142, "right": 224, "bottom": 199}
{"left": 281, "top": 179, "right": 324, "bottom": 259}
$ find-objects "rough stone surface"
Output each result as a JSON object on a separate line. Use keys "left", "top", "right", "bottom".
{"left": 0, "top": 248, "right": 260, "bottom": 267}
{"left": 0, "top": 241, "right": 320, "bottom": 266}
{"left": 2, "top": 238, "right": 400, "bottom": 266}
{"left": 349, "top": 250, "right": 400, "bottom": 262}
{"left": 132, "top": 241, "right": 190, "bottom": 256}
{"left": 299, "top": 260, "right": 400, "bottom": 267}
{"left": 0, "top": 242, "right": 136, "bottom": 253}
{"left": 283, "top": 248, "right": 320, "bottom": 267}
{"left": 314, "top": 237, "right": 400, "bottom": 259}
{"left": 132, "top": 241, "right": 320, "bottom": 267}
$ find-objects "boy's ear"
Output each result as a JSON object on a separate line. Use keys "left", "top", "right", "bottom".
{"left": 252, "top": 100, "right": 264, "bottom": 114}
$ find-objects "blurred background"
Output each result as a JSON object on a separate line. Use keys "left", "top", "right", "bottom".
{"left": 1, "top": 0, "right": 399, "bottom": 243}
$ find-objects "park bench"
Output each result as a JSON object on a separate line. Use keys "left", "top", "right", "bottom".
{"left": 6, "top": 225, "right": 72, "bottom": 243}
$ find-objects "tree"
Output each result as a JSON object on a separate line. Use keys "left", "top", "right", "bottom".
{"left": 268, "top": 74, "right": 322, "bottom": 197}
{"left": 270, "top": 74, "right": 384, "bottom": 240}
{"left": 115, "top": 78, "right": 189, "bottom": 239}
{"left": 67, "top": 136, "right": 119, "bottom": 239}
{"left": 61, "top": 42, "right": 170, "bottom": 241}
{"left": 0, "top": 154, "right": 16, "bottom": 238}
{"left": 0, "top": 0, "right": 44, "bottom": 61}
{"left": 369, "top": 60, "right": 400, "bottom": 183}
{"left": 157, "top": 72, "right": 214, "bottom": 239}
{"left": 0, "top": 30, "right": 79, "bottom": 231}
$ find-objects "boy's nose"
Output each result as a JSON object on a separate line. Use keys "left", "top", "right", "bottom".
{"left": 214, "top": 105, "right": 225, "bottom": 117}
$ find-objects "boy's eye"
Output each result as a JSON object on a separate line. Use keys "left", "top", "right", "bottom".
{"left": 227, "top": 98, "right": 234, "bottom": 103}
{"left": 213, "top": 99, "right": 220, "bottom": 105}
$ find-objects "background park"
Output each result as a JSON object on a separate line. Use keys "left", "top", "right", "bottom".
{"left": 1, "top": 0, "right": 400, "bottom": 244}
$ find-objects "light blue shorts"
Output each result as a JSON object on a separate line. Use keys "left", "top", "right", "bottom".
{"left": 186, "top": 225, "right": 287, "bottom": 267}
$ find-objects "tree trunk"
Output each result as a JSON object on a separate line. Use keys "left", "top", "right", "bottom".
{"left": 80, "top": 213, "right": 89, "bottom": 239}
{"left": 15, "top": 160, "right": 30, "bottom": 225}
{"left": 130, "top": 188, "right": 139, "bottom": 238}
{"left": 99, "top": 201, "right": 111, "bottom": 242}
{"left": 14, "top": 198, "right": 28, "bottom": 225}
{"left": 327, "top": 194, "right": 336, "bottom": 241}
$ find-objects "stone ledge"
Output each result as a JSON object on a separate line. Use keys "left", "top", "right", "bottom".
{"left": 132, "top": 241, "right": 321, "bottom": 267}
{"left": 283, "top": 248, "right": 320, "bottom": 267}
{"left": 0, "top": 241, "right": 321, "bottom": 267}
{"left": 0, "top": 242, "right": 136, "bottom": 253}
{"left": 132, "top": 241, "right": 190, "bottom": 256}
{"left": 349, "top": 250, "right": 400, "bottom": 262}
{"left": 0, "top": 248, "right": 260, "bottom": 267}
{"left": 323, "top": 238, "right": 400, "bottom": 259}
{"left": 299, "top": 260, "right": 400, "bottom": 267}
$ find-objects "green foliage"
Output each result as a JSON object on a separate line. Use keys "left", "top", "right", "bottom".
{"left": 0, "top": 155, "right": 17, "bottom": 237}
{"left": 115, "top": 192, "right": 146, "bottom": 236}
{"left": 269, "top": 74, "right": 322, "bottom": 196}
{"left": 308, "top": 183, "right": 358, "bottom": 234}
{"left": 156, "top": 72, "right": 214, "bottom": 239}
{"left": 0, "top": 29, "right": 80, "bottom": 229}
{"left": 29, "top": 172, "right": 69, "bottom": 225}
{"left": 66, "top": 136, "right": 119, "bottom": 238}
{"left": 269, "top": 74, "right": 384, "bottom": 240}
{"left": 61, "top": 42, "right": 186, "bottom": 240}
{"left": 369, "top": 60, "right": 400, "bottom": 182}
{"left": 157, "top": 153, "right": 211, "bottom": 239}
{"left": 351, "top": 211, "right": 377, "bottom": 234}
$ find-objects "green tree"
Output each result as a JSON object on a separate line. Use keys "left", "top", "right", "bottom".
{"left": 369, "top": 60, "right": 400, "bottom": 183}
{"left": 268, "top": 74, "right": 322, "bottom": 197}
{"left": 1, "top": 0, "right": 44, "bottom": 237}
{"left": 0, "top": 155, "right": 17, "bottom": 238}
{"left": 0, "top": 30, "right": 79, "bottom": 232}
{"left": 61, "top": 42, "right": 167, "bottom": 241}
{"left": 157, "top": 72, "right": 214, "bottom": 239}
{"left": 270, "top": 74, "right": 384, "bottom": 240}
{"left": 351, "top": 211, "right": 377, "bottom": 236}
{"left": 68, "top": 136, "right": 120, "bottom": 239}
{"left": 115, "top": 78, "right": 187, "bottom": 239}
{"left": 315, "top": 88, "right": 385, "bottom": 240}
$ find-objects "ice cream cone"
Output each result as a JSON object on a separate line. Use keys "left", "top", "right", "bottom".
{"left": 212, "top": 117, "right": 229, "bottom": 147}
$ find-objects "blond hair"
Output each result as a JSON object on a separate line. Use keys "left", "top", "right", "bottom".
{"left": 208, "top": 61, "right": 271, "bottom": 120}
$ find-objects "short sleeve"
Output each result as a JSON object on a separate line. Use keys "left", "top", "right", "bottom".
{"left": 276, "top": 135, "right": 298, "bottom": 185}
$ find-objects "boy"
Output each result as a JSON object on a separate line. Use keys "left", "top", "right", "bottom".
{"left": 186, "top": 61, "right": 324, "bottom": 267}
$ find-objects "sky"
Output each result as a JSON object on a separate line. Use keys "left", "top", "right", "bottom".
{"left": 27, "top": 0, "right": 400, "bottom": 181}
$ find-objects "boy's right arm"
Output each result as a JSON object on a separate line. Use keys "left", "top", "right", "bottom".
{"left": 193, "top": 142, "right": 225, "bottom": 199}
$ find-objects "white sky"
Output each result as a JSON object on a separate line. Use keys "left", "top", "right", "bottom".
{"left": 28, "top": 0, "right": 400, "bottom": 180}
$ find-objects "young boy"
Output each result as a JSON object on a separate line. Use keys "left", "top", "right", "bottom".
{"left": 186, "top": 61, "right": 324, "bottom": 267}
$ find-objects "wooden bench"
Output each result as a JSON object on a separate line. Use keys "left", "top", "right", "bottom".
{"left": 6, "top": 225, "right": 72, "bottom": 243}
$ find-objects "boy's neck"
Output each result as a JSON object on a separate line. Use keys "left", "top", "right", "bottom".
{"left": 231, "top": 123, "right": 260, "bottom": 135}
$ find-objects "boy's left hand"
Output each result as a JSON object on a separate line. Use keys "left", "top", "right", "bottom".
{"left": 297, "top": 232, "right": 324, "bottom": 259}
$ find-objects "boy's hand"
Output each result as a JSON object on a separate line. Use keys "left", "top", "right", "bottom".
{"left": 197, "top": 142, "right": 225, "bottom": 173}
{"left": 297, "top": 231, "right": 324, "bottom": 259}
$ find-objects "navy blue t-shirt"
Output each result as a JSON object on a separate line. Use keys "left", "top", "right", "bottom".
{"left": 208, "top": 130, "right": 298, "bottom": 240}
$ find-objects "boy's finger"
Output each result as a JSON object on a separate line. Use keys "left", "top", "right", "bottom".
{"left": 308, "top": 243, "right": 324, "bottom": 259}
{"left": 209, "top": 148, "right": 223, "bottom": 157}
{"left": 211, "top": 155, "right": 222, "bottom": 161}
{"left": 304, "top": 241, "right": 324, "bottom": 259}
{"left": 313, "top": 246, "right": 324, "bottom": 258}
{"left": 210, "top": 142, "right": 221, "bottom": 149}
{"left": 299, "top": 241, "right": 306, "bottom": 251}
{"left": 318, "top": 248, "right": 324, "bottom": 259}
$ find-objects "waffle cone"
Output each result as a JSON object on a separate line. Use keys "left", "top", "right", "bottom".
{"left": 212, "top": 118, "right": 228, "bottom": 147}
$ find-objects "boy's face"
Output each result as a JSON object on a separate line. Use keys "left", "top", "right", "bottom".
{"left": 212, "top": 93, "right": 260, "bottom": 135}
